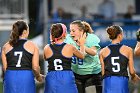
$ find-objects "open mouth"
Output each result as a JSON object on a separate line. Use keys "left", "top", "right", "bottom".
{"left": 71, "top": 35, "right": 75, "bottom": 39}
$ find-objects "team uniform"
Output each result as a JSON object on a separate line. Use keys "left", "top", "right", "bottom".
{"left": 65, "top": 33, "right": 102, "bottom": 93}
{"left": 103, "top": 43, "right": 129, "bottom": 93}
{"left": 44, "top": 43, "right": 78, "bottom": 93}
{"left": 3, "top": 39, "right": 36, "bottom": 93}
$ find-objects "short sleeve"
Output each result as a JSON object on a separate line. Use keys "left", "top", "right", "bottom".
{"left": 86, "top": 33, "right": 101, "bottom": 50}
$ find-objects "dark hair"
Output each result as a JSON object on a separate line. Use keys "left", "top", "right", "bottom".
{"left": 9, "top": 20, "right": 28, "bottom": 46}
{"left": 50, "top": 23, "right": 64, "bottom": 42}
{"left": 106, "top": 25, "right": 123, "bottom": 40}
{"left": 70, "top": 20, "right": 93, "bottom": 33}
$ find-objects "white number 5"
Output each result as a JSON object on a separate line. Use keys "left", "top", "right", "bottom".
{"left": 14, "top": 51, "right": 23, "bottom": 67}
{"left": 111, "top": 57, "right": 120, "bottom": 72}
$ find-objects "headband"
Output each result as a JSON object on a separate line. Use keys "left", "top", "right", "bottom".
{"left": 54, "top": 23, "right": 67, "bottom": 42}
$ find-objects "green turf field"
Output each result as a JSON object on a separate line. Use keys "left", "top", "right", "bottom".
{"left": 0, "top": 82, "right": 3, "bottom": 93}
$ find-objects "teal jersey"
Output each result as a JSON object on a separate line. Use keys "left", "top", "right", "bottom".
{"left": 65, "top": 33, "right": 101, "bottom": 75}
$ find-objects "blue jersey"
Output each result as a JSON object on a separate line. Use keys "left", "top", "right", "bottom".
{"left": 46, "top": 43, "right": 72, "bottom": 71}
{"left": 103, "top": 44, "right": 128, "bottom": 78}
{"left": 6, "top": 40, "right": 32, "bottom": 70}
{"left": 3, "top": 40, "right": 35, "bottom": 93}
{"left": 103, "top": 44, "right": 129, "bottom": 93}
{"left": 44, "top": 43, "right": 78, "bottom": 93}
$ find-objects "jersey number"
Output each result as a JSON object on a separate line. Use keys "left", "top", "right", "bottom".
{"left": 54, "top": 59, "right": 63, "bottom": 70}
{"left": 111, "top": 57, "right": 120, "bottom": 72}
{"left": 72, "top": 56, "right": 83, "bottom": 65}
{"left": 14, "top": 51, "right": 23, "bottom": 67}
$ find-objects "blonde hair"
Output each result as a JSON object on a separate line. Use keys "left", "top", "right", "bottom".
{"left": 70, "top": 20, "right": 93, "bottom": 33}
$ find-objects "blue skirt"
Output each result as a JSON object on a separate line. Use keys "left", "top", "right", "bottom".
{"left": 3, "top": 70, "right": 36, "bottom": 93}
{"left": 44, "top": 71, "right": 78, "bottom": 93}
{"left": 103, "top": 76, "right": 129, "bottom": 93}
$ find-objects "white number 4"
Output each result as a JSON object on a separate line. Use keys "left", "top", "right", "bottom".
{"left": 14, "top": 51, "right": 23, "bottom": 67}
{"left": 111, "top": 57, "right": 120, "bottom": 72}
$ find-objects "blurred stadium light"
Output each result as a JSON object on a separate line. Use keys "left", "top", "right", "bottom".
{"left": 0, "top": 0, "right": 29, "bottom": 30}
{"left": 0, "top": 0, "right": 29, "bottom": 53}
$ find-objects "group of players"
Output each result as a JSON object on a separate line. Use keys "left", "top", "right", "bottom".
{"left": 1, "top": 20, "right": 140, "bottom": 93}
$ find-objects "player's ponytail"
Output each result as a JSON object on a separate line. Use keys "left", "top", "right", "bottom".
{"left": 82, "top": 21, "right": 93, "bottom": 33}
{"left": 9, "top": 20, "right": 28, "bottom": 46}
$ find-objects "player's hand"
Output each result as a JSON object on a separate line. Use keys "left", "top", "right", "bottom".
{"left": 78, "top": 33, "right": 86, "bottom": 46}
{"left": 36, "top": 74, "right": 45, "bottom": 82}
{"left": 136, "top": 29, "right": 140, "bottom": 42}
{"left": 131, "top": 74, "right": 140, "bottom": 84}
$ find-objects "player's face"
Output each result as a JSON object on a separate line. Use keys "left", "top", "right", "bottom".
{"left": 26, "top": 27, "right": 29, "bottom": 38}
{"left": 117, "top": 32, "right": 123, "bottom": 42}
{"left": 70, "top": 24, "right": 83, "bottom": 41}
{"left": 120, "top": 32, "right": 123, "bottom": 41}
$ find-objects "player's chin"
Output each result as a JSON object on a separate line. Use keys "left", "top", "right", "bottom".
{"left": 73, "top": 38, "right": 78, "bottom": 41}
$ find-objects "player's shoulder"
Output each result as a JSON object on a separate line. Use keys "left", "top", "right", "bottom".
{"left": 64, "top": 43, "right": 76, "bottom": 51}
{"left": 100, "top": 46, "right": 108, "bottom": 54}
{"left": 2, "top": 42, "right": 10, "bottom": 50}
{"left": 87, "top": 33, "right": 99, "bottom": 38}
{"left": 122, "top": 45, "right": 132, "bottom": 51}
{"left": 62, "top": 43, "right": 72, "bottom": 48}
{"left": 26, "top": 40, "right": 34, "bottom": 44}
{"left": 65, "top": 43, "right": 72, "bottom": 46}
{"left": 87, "top": 33, "right": 100, "bottom": 42}
{"left": 26, "top": 40, "right": 39, "bottom": 49}
{"left": 44, "top": 44, "right": 50, "bottom": 50}
{"left": 2, "top": 42, "right": 13, "bottom": 54}
{"left": 3, "top": 42, "right": 10, "bottom": 47}
{"left": 26, "top": 40, "right": 36, "bottom": 46}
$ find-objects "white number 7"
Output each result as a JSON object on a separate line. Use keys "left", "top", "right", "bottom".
{"left": 14, "top": 51, "right": 23, "bottom": 67}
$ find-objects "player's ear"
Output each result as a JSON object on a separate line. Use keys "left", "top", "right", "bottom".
{"left": 22, "top": 30, "right": 27, "bottom": 35}
{"left": 118, "top": 33, "right": 122, "bottom": 39}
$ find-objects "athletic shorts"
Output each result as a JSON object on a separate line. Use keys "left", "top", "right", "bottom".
{"left": 103, "top": 76, "right": 129, "bottom": 93}
{"left": 3, "top": 70, "right": 36, "bottom": 93}
{"left": 74, "top": 72, "right": 102, "bottom": 87}
{"left": 44, "top": 71, "right": 78, "bottom": 93}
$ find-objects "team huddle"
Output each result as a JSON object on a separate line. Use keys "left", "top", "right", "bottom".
{"left": 1, "top": 20, "right": 140, "bottom": 93}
